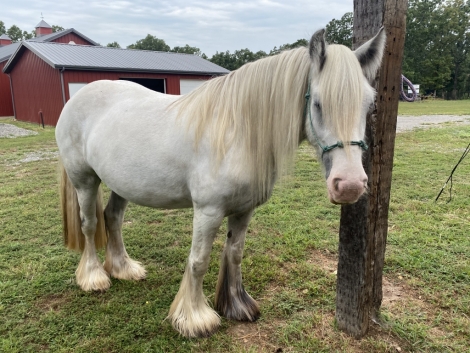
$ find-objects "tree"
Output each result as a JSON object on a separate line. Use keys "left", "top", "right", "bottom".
{"left": 210, "top": 50, "right": 235, "bottom": 70}
{"left": 127, "top": 35, "right": 170, "bottom": 51}
{"left": 403, "top": 0, "right": 451, "bottom": 94}
{"left": 7, "top": 25, "right": 23, "bottom": 42}
{"left": 23, "top": 30, "right": 34, "bottom": 40}
{"left": 325, "top": 12, "right": 353, "bottom": 47}
{"left": 269, "top": 39, "right": 308, "bottom": 55}
{"left": 210, "top": 49, "right": 267, "bottom": 71}
{"left": 232, "top": 48, "right": 267, "bottom": 67}
{"left": 171, "top": 44, "right": 206, "bottom": 57}
{"left": 52, "top": 25, "right": 64, "bottom": 32}
{"left": 403, "top": 0, "right": 470, "bottom": 98}
{"left": 0, "top": 21, "right": 6, "bottom": 35}
{"left": 107, "top": 41, "right": 121, "bottom": 48}
{"left": 442, "top": 0, "right": 470, "bottom": 99}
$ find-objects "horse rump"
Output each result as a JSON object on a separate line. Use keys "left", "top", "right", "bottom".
{"left": 59, "top": 160, "right": 107, "bottom": 251}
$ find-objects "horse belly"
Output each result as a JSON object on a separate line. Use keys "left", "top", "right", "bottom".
{"left": 109, "top": 177, "right": 193, "bottom": 209}
{"left": 88, "top": 125, "right": 194, "bottom": 209}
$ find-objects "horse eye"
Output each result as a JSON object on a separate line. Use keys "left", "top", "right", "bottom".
{"left": 314, "top": 102, "right": 321, "bottom": 110}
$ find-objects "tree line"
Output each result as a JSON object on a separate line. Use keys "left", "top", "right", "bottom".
{"left": 107, "top": 35, "right": 313, "bottom": 71}
{"left": 315, "top": 1, "right": 470, "bottom": 99}
{"left": 0, "top": 21, "right": 64, "bottom": 41}
{"left": 2, "top": 0, "right": 469, "bottom": 99}
{"left": 403, "top": 0, "right": 469, "bottom": 99}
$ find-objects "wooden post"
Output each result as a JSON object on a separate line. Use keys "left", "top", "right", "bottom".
{"left": 335, "top": 0, "right": 408, "bottom": 337}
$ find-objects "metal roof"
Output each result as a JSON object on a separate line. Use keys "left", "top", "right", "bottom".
{"left": 35, "top": 20, "right": 52, "bottom": 28}
{"left": 0, "top": 42, "right": 20, "bottom": 62}
{"left": 3, "top": 41, "right": 229, "bottom": 75}
{"left": 0, "top": 28, "right": 99, "bottom": 63}
{"left": 0, "top": 34, "right": 11, "bottom": 40}
{"left": 27, "top": 28, "right": 100, "bottom": 45}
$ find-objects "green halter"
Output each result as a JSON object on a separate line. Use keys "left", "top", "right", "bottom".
{"left": 304, "top": 84, "right": 368, "bottom": 157}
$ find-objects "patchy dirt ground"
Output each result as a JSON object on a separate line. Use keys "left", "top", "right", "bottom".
{"left": 226, "top": 250, "right": 410, "bottom": 353}
{"left": 226, "top": 247, "right": 459, "bottom": 352}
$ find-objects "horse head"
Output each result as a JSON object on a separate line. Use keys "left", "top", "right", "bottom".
{"left": 306, "top": 28, "right": 386, "bottom": 204}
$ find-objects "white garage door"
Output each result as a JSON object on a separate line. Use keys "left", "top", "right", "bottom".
{"left": 69, "top": 83, "right": 87, "bottom": 98}
{"left": 180, "top": 79, "right": 205, "bottom": 95}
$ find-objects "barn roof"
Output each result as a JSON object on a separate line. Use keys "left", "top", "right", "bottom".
{"left": 35, "top": 20, "right": 52, "bottom": 29}
{"left": 0, "top": 42, "right": 19, "bottom": 62}
{"left": 3, "top": 41, "right": 229, "bottom": 75}
{"left": 28, "top": 28, "right": 100, "bottom": 45}
{"left": 0, "top": 28, "right": 99, "bottom": 63}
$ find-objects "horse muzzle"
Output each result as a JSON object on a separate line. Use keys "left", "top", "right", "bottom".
{"left": 327, "top": 177, "right": 368, "bottom": 205}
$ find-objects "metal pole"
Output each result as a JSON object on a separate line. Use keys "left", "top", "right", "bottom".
{"left": 7, "top": 73, "right": 17, "bottom": 118}
{"left": 60, "top": 67, "right": 66, "bottom": 106}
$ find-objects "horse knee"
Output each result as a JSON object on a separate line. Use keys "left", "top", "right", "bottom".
{"left": 190, "top": 258, "right": 209, "bottom": 277}
{"left": 80, "top": 214, "right": 98, "bottom": 237}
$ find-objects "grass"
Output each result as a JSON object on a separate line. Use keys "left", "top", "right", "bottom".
{"left": 1, "top": 116, "right": 470, "bottom": 352}
{"left": 398, "top": 99, "right": 470, "bottom": 116}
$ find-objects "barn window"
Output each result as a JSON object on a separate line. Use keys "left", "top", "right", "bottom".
{"left": 69, "top": 83, "right": 87, "bottom": 98}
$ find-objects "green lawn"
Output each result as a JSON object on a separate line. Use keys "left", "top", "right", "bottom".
{"left": 398, "top": 99, "right": 470, "bottom": 116}
{"left": 1, "top": 118, "right": 469, "bottom": 352}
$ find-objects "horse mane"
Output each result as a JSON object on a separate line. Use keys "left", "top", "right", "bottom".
{"left": 172, "top": 44, "right": 364, "bottom": 202}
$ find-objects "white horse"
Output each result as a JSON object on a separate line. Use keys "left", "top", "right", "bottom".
{"left": 56, "top": 28, "right": 385, "bottom": 338}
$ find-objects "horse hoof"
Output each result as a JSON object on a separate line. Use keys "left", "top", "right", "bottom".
{"left": 103, "top": 257, "right": 147, "bottom": 281}
{"left": 216, "top": 289, "right": 260, "bottom": 322}
{"left": 167, "top": 304, "right": 221, "bottom": 338}
{"left": 76, "top": 267, "right": 111, "bottom": 292}
{"left": 75, "top": 256, "right": 111, "bottom": 291}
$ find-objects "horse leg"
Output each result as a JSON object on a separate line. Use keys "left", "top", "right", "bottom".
{"left": 167, "top": 207, "right": 223, "bottom": 338}
{"left": 103, "top": 191, "right": 146, "bottom": 280}
{"left": 75, "top": 182, "right": 111, "bottom": 291}
{"left": 214, "top": 210, "right": 260, "bottom": 321}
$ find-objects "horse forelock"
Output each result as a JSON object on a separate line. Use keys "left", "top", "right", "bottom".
{"left": 173, "top": 47, "right": 312, "bottom": 201}
{"left": 318, "top": 45, "right": 365, "bottom": 148}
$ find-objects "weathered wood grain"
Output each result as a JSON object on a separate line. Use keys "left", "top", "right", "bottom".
{"left": 335, "top": 0, "right": 408, "bottom": 338}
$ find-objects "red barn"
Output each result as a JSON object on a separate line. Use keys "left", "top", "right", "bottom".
{"left": 0, "top": 20, "right": 99, "bottom": 117}
{"left": 3, "top": 42, "right": 228, "bottom": 126}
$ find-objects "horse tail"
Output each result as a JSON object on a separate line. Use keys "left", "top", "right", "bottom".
{"left": 59, "top": 160, "right": 108, "bottom": 252}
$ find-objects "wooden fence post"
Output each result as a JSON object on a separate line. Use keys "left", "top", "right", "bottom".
{"left": 335, "top": 0, "right": 408, "bottom": 337}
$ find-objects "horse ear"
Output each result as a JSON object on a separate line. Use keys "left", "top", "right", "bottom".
{"left": 309, "top": 29, "right": 326, "bottom": 71}
{"left": 354, "top": 27, "right": 386, "bottom": 82}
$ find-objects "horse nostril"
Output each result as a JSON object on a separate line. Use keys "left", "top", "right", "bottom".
{"left": 333, "top": 178, "right": 341, "bottom": 192}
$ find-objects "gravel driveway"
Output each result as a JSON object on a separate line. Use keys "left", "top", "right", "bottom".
{"left": 1, "top": 115, "right": 470, "bottom": 138}
{"left": 0, "top": 123, "right": 38, "bottom": 138}
{"left": 396, "top": 115, "right": 470, "bottom": 132}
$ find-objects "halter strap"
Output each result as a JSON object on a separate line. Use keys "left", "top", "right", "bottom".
{"left": 304, "top": 84, "right": 368, "bottom": 157}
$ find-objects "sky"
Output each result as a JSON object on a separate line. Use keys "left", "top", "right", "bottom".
{"left": 2, "top": 0, "right": 353, "bottom": 57}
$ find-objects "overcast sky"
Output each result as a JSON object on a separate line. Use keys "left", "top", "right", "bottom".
{"left": 2, "top": 0, "right": 352, "bottom": 56}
